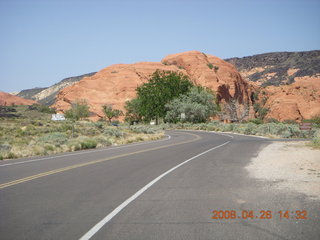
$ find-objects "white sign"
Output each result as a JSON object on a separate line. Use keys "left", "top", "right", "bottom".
{"left": 51, "top": 113, "right": 65, "bottom": 121}
{"left": 180, "top": 113, "right": 186, "bottom": 119}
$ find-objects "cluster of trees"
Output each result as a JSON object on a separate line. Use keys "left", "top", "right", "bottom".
{"left": 65, "top": 100, "right": 123, "bottom": 123}
{"left": 125, "top": 70, "right": 218, "bottom": 124}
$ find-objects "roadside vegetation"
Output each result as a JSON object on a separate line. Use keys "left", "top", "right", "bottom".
{"left": 1, "top": 70, "right": 319, "bottom": 160}
{"left": 0, "top": 105, "right": 164, "bottom": 160}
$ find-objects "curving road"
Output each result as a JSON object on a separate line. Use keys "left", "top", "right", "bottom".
{"left": 0, "top": 131, "right": 319, "bottom": 240}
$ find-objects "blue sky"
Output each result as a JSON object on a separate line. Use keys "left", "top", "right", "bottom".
{"left": 1, "top": 0, "right": 319, "bottom": 93}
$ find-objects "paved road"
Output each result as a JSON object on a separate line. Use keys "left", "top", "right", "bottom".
{"left": 0, "top": 131, "right": 319, "bottom": 240}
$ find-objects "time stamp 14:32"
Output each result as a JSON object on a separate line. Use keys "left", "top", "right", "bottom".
{"left": 212, "top": 210, "right": 308, "bottom": 220}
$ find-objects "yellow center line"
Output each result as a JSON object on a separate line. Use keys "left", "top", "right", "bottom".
{"left": 0, "top": 132, "right": 201, "bottom": 189}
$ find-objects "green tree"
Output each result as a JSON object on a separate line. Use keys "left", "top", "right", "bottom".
{"left": 124, "top": 98, "right": 143, "bottom": 124}
{"left": 102, "top": 105, "right": 123, "bottom": 123}
{"left": 165, "top": 86, "right": 218, "bottom": 123}
{"left": 136, "top": 70, "right": 193, "bottom": 124}
{"left": 65, "top": 99, "right": 90, "bottom": 121}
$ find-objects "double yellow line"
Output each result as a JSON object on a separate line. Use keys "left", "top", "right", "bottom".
{"left": 0, "top": 132, "right": 201, "bottom": 189}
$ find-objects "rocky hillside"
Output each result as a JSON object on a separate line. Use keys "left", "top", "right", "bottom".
{"left": 262, "top": 76, "right": 320, "bottom": 121}
{"left": 53, "top": 51, "right": 255, "bottom": 121}
{"left": 0, "top": 91, "right": 37, "bottom": 106}
{"left": 225, "top": 50, "right": 320, "bottom": 86}
{"left": 17, "top": 72, "right": 96, "bottom": 106}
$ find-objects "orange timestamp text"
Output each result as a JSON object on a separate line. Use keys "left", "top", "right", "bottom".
{"left": 211, "top": 210, "right": 308, "bottom": 220}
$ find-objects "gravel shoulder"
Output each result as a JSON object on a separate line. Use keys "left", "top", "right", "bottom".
{"left": 246, "top": 141, "right": 320, "bottom": 200}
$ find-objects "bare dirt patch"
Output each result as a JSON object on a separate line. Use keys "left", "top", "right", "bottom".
{"left": 246, "top": 141, "right": 320, "bottom": 200}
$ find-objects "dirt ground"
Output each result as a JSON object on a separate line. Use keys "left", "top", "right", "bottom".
{"left": 246, "top": 141, "right": 320, "bottom": 200}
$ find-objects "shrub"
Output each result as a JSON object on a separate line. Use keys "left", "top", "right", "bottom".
{"left": 104, "top": 128, "right": 124, "bottom": 138}
{"left": 38, "top": 132, "right": 68, "bottom": 146}
{"left": 283, "top": 119, "right": 297, "bottom": 124}
{"left": 95, "top": 137, "right": 112, "bottom": 147}
{"left": 0, "top": 143, "right": 11, "bottom": 152}
{"left": 44, "top": 144, "right": 55, "bottom": 152}
{"left": 207, "top": 63, "right": 213, "bottom": 69}
{"left": 130, "top": 125, "right": 158, "bottom": 134}
{"left": 0, "top": 154, "right": 3, "bottom": 160}
{"left": 249, "top": 118, "right": 263, "bottom": 124}
{"left": 80, "top": 138, "right": 97, "bottom": 149}
{"left": 93, "top": 122, "right": 104, "bottom": 129}
{"left": 264, "top": 118, "right": 279, "bottom": 123}
{"left": 65, "top": 99, "right": 90, "bottom": 120}
{"left": 7, "top": 152, "right": 17, "bottom": 159}
{"left": 243, "top": 123, "right": 258, "bottom": 135}
{"left": 311, "top": 130, "right": 320, "bottom": 148}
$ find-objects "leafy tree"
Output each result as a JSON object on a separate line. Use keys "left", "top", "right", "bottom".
{"left": 165, "top": 86, "right": 218, "bottom": 123}
{"left": 102, "top": 105, "right": 123, "bottom": 123}
{"left": 65, "top": 99, "right": 90, "bottom": 121}
{"left": 124, "top": 99, "right": 143, "bottom": 124}
{"left": 136, "top": 70, "right": 193, "bottom": 124}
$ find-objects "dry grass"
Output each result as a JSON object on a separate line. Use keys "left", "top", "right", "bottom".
{"left": 0, "top": 108, "right": 165, "bottom": 160}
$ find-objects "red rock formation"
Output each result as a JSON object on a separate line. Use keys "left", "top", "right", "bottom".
{"left": 0, "top": 91, "right": 37, "bottom": 106}
{"left": 53, "top": 51, "right": 254, "bottom": 121}
{"left": 263, "top": 76, "right": 320, "bottom": 121}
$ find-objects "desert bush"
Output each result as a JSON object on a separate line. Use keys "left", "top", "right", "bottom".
{"left": 0, "top": 143, "right": 11, "bottom": 152}
{"left": 207, "top": 63, "right": 213, "bottom": 69}
{"left": 243, "top": 123, "right": 258, "bottom": 135}
{"left": 282, "top": 119, "right": 297, "bottom": 124}
{"left": 93, "top": 122, "right": 104, "bottom": 129}
{"left": 80, "top": 138, "right": 97, "bottom": 149}
{"left": 44, "top": 144, "right": 55, "bottom": 152}
{"left": 95, "top": 137, "right": 112, "bottom": 147}
{"left": 130, "top": 125, "right": 158, "bottom": 134}
{"left": 7, "top": 152, "right": 17, "bottom": 159}
{"left": 311, "top": 129, "right": 320, "bottom": 148}
{"left": 249, "top": 118, "right": 263, "bottom": 125}
{"left": 104, "top": 128, "right": 124, "bottom": 138}
{"left": 264, "top": 118, "right": 279, "bottom": 123}
{"left": 38, "top": 132, "right": 68, "bottom": 146}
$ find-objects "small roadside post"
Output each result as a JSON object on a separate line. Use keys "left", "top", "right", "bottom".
{"left": 299, "top": 122, "right": 312, "bottom": 138}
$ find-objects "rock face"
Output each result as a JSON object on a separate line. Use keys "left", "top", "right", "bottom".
{"left": 263, "top": 76, "right": 320, "bottom": 121}
{"left": 225, "top": 50, "right": 320, "bottom": 121}
{"left": 17, "top": 72, "right": 96, "bottom": 106}
{"left": 0, "top": 91, "right": 37, "bottom": 106}
{"left": 162, "top": 51, "right": 253, "bottom": 105}
{"left": 54, "top": 51, "right": 254, "bottom": 120}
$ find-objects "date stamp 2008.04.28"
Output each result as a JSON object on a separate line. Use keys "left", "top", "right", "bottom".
{"left": 211, "top": 210, "right": 308, "bottom": 220}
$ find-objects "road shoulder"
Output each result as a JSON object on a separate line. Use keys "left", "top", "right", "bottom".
{"left": 246, "top": 141, "right": 320, "bottom": 200}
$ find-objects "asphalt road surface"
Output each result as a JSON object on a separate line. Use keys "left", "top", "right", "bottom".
{"left": 0, "top": 130, "right": 319, "bottom": 240}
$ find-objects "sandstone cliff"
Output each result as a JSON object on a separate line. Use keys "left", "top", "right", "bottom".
{"left": 263, "top": 76, "right": 320, "bottom": 121}
{"left": 54, "top": 51, "right": 254, "bottom": 120}
{"left": 225, "top": 51, "right": 320, "bottom": 121}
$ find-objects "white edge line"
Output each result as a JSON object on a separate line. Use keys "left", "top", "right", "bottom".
{"left": 0, "top": 135, "right": 171, "bottom": 167}
{"left": 79, "top": 140, "right": 230, "bottom": 240}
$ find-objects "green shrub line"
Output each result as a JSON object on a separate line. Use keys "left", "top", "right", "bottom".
{"left": 157, "top": 121, "right": 317, "bottom": 139}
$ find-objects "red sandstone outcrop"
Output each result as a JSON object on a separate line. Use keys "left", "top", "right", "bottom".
{"left": 53, "top": 51, "right": 254, "bottom": 120}
{"left": 0, "top": 91, "right": 37, "bottom": 106}
{"left": 262, "top": 76, "right": 320, "bottom": 121}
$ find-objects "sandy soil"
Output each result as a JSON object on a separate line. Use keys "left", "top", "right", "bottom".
{"left": 246, "top": 141, "right": 320, "bottom": 200}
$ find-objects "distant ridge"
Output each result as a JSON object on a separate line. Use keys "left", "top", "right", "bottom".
{"left": 17, "top": 72, "right": 96, "bottom": 106}
{"left": 225, "top": 50, "right": 320, "bottom": 86}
